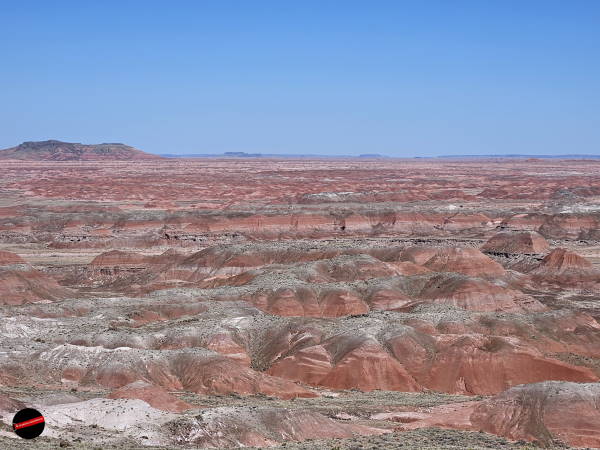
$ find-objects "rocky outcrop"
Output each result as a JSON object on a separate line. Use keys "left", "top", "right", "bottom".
{"left": 502, "top": 213, "right": 600, "bottom": 239}
{"left": 388, "top": 381, "right": 600, "bottom": 447}
{"left": 15, "top": 345, "right": 316, "bottom": 400}
{"left": 266, "top": 323, "right": 597, "bottom": 395}
{"left": 0, "top": 250, "right": 72, "bottom": 304}
{"left": 415, "top": 273, "right": 545, "bottom": 312}
{"left": 0, "top": 392, "right": 25, "bottom": 414}
{"left": 90, "top": 250, "right": 155, "bottom": 267}
{"left": 528, "top": 248, "right": 599, "bottom": 285}
{"left": 0, "top": 140, "right": 162, "bottom": 161}
{"left": 269, "top": 334, "right": 420, "bottom": 392}
{"left": 168, "top": 407, "right": 388, "bottom": 447}
{"left": 471, "top": 381, "right": 600, "bottom": 447}
{"left": 532, "top": 247, "right": 594, "bottom": 273}
{"left": 400, "top": 247, "right": 505, "bottom": 277}
{"left": 481, "top": 231, "right": 549, "bottom": 254}
{"left": 422, "top": 248, "right": 506, "bottom": 277}
{"left": 108, "top": 381, "right": 192, "bottom": 412}
{"left": 249, "top": 286, "right": 370, "bottom": 318}
{"left": 0, "top": 250, "right": 26, "bottom": 264}
{"left": 390, "top": 333, "right": 596, "bottom": 395}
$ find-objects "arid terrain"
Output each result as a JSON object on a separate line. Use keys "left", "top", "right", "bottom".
{"left": 1, "top": 153, "right": 600, "bottom": 449}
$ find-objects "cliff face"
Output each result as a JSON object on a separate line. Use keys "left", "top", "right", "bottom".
{"left": 0, "top": 140, "right": 162, "bottom": 160}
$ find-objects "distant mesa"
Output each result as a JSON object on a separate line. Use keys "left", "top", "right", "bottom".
{"left": 223, "top": 151, "right": 262, "bottom": 157}
{"left": 358, "top": 153, "right": 386, "bottom": 158}
{"left": 0, "top": 140, "right": 163, "bottom": 161}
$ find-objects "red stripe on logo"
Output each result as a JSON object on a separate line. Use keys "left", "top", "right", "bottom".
{"left": 13, "top": 416, "right": 45, "bottom": 430}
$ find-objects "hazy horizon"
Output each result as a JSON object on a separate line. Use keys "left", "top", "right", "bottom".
{"left": 1, "top": 1, "right": 599, "bottom": 157}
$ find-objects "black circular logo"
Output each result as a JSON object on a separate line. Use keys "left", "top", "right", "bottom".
{"left": 12, "top": 408, "right": 45, "bottom": 439}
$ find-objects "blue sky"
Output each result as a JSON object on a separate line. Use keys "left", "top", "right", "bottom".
{"left": 1, "top": 1, "right": 599, "bottom": 156}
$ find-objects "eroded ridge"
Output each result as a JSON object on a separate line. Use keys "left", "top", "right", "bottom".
{"left": 1, "top": 158, "right": 599, "bottom": 449}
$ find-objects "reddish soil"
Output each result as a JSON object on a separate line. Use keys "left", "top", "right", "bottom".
{"left": 0, "top": 158, "right": 599, "bottom": 448}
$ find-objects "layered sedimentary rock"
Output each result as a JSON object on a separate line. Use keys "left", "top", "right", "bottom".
{"left": 7, "top": 345, "right": 315, "bottom": 400}
{"left": 108, "top": 381, "right": 192, "bottom": 412}
{"left": 168, "top": 407, "right": 388, "bottom": 447}
{"left": 269, "top": 334, "right": 421, "bottom": 392}
{"left": 471, "top": 381, "right": 600, "bottom": 447}
{"left": 249, "top": 285, "right": 370, "bottom": 318}
{"left": 265, "top": 311, "right": 599, "bottom": 394}
{"left": 0, "top": 251, "right": 26, "bottom": 265}
{"left": 413, "top": 273, "right": 545, "bottom": 312}
{"left": 389, "top": 382, "right": 600, "bottom": 447}
{"left": 0, "top": 393, "right": 25, "bottom": 414}
{"left": 531, "top": 247, "right": 595, "bottom": 273}
{"left": 481, "top": 231, "right": 550, "bottom": 254}
{"left": 528, "top": 248, "right": 600, "bottom": 285}
{"left": 502, "top": 213, "right": 600, "bottom": 239}
{"left": 1, "top": 158, "right": 600, "bottom": 448}
{"left": 0, "top": 250, "right": 72, "bottom": 304}
{"left": 0, "top": 140, "right": 162, "bottom": 161}
{"left": 417, "top": 247, "right": 506, "bottom": 277}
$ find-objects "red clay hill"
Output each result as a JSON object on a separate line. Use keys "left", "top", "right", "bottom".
{"left": 1, "top": 157, "right": 600, "bottom": 448}
{"left": 0, "top": 140, "right": 162, "bottom": 161}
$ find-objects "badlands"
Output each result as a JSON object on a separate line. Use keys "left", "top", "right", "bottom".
{"left": 1, "top": 151, "right": 600, "bottom": 448}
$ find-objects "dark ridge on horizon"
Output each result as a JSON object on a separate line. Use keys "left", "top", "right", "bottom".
{"left": 0, "top": 140, "right": 163, "bottom": 161}
{"left": 3, "top": 141, "right": 599, "bottom": 160}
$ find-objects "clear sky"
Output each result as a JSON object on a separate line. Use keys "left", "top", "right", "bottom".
{"left": 1, "top": 1, "right": 599, "bottom": 156}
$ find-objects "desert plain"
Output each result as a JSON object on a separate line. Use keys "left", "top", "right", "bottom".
{"left": 1, "top": 154, "right": 600, "bottom": 449}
